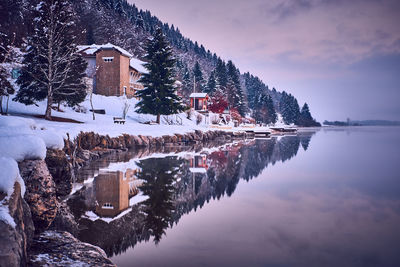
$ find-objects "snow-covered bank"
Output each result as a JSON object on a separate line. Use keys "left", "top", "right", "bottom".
{"left": 5, "top": 93, "right": 210, "bottom": 139}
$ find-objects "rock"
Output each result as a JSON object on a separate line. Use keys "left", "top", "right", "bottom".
{"left": 146, "top": 136, "right": 156, "bottom": 147}
{"left": 18, "top": 160, "right": 58, "bottom": 233}
{"left": 29, "top": 231, "right": 116, "bottom": 267}
{"left": 175, "top": 134, "right": 184, "bottom": 142}
{"left": 132, "top": 135, "right": 144, "bottom": 146}
{"left": 162, "top": 135, "right": 172, "bottom": 144}
{"left": 123, "top": 134, "right": 135, "bottom": 148}
{"left": 0, "top": 182, "right": 35, "bottom": 267}
{"left": 195, "top": 130, "right": 203, "bottom": 140}
{"left": 49, "top": 202, "right": 78, "bottom": 237}
{"left": 45, "top": 149, "right": 73, "bottom": 197}
{"left": 138, "top": 135, "right": 149, "bottom": 146}
{"left": 155, "top": 137, "right": 164, "bottom": 146}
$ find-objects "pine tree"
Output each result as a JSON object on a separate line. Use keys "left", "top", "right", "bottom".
{"left": 297, "top": 103, "right": 320, "bottom": 127}
{"left": 192, "top": 61, "right": 204, "bottom": 92}
{"left": 136, "top": 27, "right": 185, "bottom": 124}
{"left": 14, "top": 0, "right": 87, "bottom": 120}
{"left": 215, "top": 58, "right": 227, "bottom": 92}
{"left": 205, "top": 70, "right": 216, "bottom": 95}
{"left": 181, "top": 66, "right": 192, "bottom": 97}
{"left": 226, "top": 60, "right": 246, "bottom": 116}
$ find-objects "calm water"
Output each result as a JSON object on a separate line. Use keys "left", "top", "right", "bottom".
{"left": 68, "top": 127, "right": 400, "bottom": 267}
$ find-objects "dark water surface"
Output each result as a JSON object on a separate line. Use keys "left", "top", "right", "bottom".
{"left": 69, "top": 127, "right": 400, "bottom": 267}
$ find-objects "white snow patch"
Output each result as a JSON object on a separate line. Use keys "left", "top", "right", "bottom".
{"left": 0, "top": 157, "right": 26, "bottom": 197}
{"left": 0, "top": 206, "right": 16, "bottom": 228}
{"left": 0, "top": 157, "right": 25, "bottom": 228}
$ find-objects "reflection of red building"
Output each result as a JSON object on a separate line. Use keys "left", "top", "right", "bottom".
{"left": 94, "top": 168, "right": 141, "bottom": 217}
{"left": 189, "top": 155, "right": 208, "bottom": 173}
{"left": 189, "top": 93, "right": 209, "bottom": 111}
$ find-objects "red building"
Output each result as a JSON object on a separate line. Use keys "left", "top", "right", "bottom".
{"left": 189, "top": 93, "right": 209, "bottom": 111}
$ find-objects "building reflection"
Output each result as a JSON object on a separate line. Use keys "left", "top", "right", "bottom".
{"left": 189, "top": 154, "right": 208, "bottom": 173}
{"left": 94, "top": 168, "right": 141, "bottom": 217}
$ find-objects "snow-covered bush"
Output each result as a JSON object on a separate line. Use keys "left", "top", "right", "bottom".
{"left": 196, "top": 114, "right": 203, "bottom": 125}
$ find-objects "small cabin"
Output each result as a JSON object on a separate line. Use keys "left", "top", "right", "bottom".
{"left": 189, "top": 93, "right": 209, "bottom": 111}
{"left": 189, "top": 154, "right": 208, "bottom": 173}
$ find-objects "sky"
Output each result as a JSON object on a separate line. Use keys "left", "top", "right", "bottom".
{"left": 129, "top": 0, "right": 400, "bottom": 121}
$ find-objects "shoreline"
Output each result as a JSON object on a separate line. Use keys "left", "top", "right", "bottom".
{"left": 0, "top": 128, "right": 254, "bottom": 266}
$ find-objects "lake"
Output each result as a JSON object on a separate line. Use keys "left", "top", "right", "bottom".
{"left": 67, "top": 127, "right": 400, "bottom": 267}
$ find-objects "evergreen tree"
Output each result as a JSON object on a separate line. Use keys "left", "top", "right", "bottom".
{"left": 280, "top": 92, "right": 300, "bottom": 124}
{"left": 14, "top": 0, "right": 87, "bottom": 120}
{"left": 226, "top": 60, "right": 246, "bottom": 116}
{"left": 297, "top": 103, "right": 320, "bottom": 127}
{"left": 205, "top": 70, "right": 216, "bottom": 95}
{"left": 215, "top": 58, "right": 227, "bottom": 92}
{"left": 266, "top": 94, "right": 277, "bottom": 124}
{"left": 181, "top": 66, "right": 192, "bottom": 97}
{"left": 136, "top": 27, "right": 185, "bottom": 124}
{"left": 192, "top": 61, "right": 204, "bottom": 92}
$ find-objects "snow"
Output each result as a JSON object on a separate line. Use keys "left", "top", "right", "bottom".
{"left": 0, "top": 115, "right": 64, "bottom": 161}
{"left": 130, "top": 58, "right": 148, "bottom": 74}
{"left": 0, "top": 157, "right": 26, "bottom": 228}
{"left": 5, "top": 93, "right": 210, "bottom": 139}
{"left": 0, "top": 157, "right": 25, "bottom": 197}
{"left": 0, "top": 206, "right": 16, "bottom": 228}
{"left": 189, "top": 93, "right": 208, "bottom": 98}
{"left": 83, "top": 192, "right": 148, "bottom": 223}
{"left": 77, "top": 43, "right": 133, "bottom": 57}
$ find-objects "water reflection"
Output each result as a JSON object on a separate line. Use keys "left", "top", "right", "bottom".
{"left": 67, "top": 131, "right": 317, "bottom": 257}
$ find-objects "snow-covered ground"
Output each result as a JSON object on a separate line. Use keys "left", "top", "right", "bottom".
{"left": 4, "top": 93, "right": 211, "bottom": 139}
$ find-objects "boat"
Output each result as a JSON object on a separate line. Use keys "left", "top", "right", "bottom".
{"left": 270, "top": 127, "right": 297, "bottom": 133}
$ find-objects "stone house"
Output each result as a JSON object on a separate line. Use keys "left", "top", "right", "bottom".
{"left": 78, "top": 43, "right": 147, "bottom": 98}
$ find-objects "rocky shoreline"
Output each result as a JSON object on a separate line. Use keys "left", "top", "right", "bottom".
{"left": 0, "top": 129, "right": 248, "bottom": 267}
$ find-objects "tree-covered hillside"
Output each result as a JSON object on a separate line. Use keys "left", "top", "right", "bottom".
{"left": 0, "top": 0, "right": 320, "bottom": 126}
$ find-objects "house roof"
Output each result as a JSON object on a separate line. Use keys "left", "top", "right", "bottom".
{"left": 189, "top": 93, "right": 208, "bottom": 98}
{"left": 77, "top": 43, "right": 133, "bottom": 58}
{"left": 129, "top": 58, "right": 148, "bottom": 74}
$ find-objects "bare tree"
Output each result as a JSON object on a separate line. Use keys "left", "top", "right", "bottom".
{"left": 14, "top": 0, "right": 87, "bottom": 120}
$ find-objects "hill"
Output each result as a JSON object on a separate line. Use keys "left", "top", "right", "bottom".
{"left": 0, "top": 0, "right": 319, "bottom": 126}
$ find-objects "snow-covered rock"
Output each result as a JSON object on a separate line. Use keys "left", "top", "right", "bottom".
{"left": 29, "top": 231, "right": 115, "bottom": 267}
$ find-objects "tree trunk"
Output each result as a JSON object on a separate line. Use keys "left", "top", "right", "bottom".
{"left": 57, "top": 102, "right": 60, "bottom": 111}
{"left": 5, "top": 95, "right": 10, "bottom": 114}
{"left": 156, "top": 113, "right": 160, "bottom": 124}
{"left": 45, "top": 94, "right": 53, "bottom": 120}
{"left": 0, "top": 97, "right": 3, "bottom": 114}
{"left": 90, "top": 91, "right": 95, "bottom": 120}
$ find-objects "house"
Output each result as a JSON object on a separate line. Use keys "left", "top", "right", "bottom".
{"left": 78, "top": 43, "right": 147, "bottom": 98}
{"left": 189, "top": 93, "right": 209, "bottom": 111}
{"left": 189, "top": 154, "right": 208, "bottom": 173}
{"left": 94, "top": 168, "right": 141, "bottom": 218}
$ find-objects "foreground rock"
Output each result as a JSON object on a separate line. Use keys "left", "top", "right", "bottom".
{"left": 29, "top": 231, "right": 115, "bottom": 267}
{"left": 18, "top": 160, "right": 58, "bottom": 232}
{"left": 0, "top": 182, "right": 35, "bottom": 267}
{"left": 45, "top": 149, "right": 73, "bottom": 197}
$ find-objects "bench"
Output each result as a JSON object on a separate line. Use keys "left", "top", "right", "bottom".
{"left": 113, "top": 117, "right": 126, "bottom": 124}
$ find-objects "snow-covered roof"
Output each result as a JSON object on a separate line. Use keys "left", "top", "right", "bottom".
{"left": 189, "top": 167, "right": 207, "bottom": 173}
{"left": 189, "top": 93, "right": 208, "bottom": 98}
{"left": 129, "top": 58, "right": 148, "bottom": 74}
{"left": 77, "top": 43, "right": 133, "bottom": 57}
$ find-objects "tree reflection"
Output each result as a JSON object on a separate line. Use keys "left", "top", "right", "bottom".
{"left": 136, "top": 157, "right": 183, "bottom": 244}
{"left": 70, "top": 132, "right": 317, "bottom": 256}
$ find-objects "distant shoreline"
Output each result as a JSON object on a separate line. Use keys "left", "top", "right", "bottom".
{"left": 323, "top": 120, "right": 400, "bottom": 127}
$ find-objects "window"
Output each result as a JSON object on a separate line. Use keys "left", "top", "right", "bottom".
{"left": 102, "top": 57, "right": 114, "bottom": 62}
{"left": 102, "top": 203, "right": 114, "bottom": 209}
{"left": 123, "top": 86, "right": 127, "bottom": 95}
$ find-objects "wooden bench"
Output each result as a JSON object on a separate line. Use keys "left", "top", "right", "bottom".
{"left": 113, "top": 117, "right": 125, "bottom": 124}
